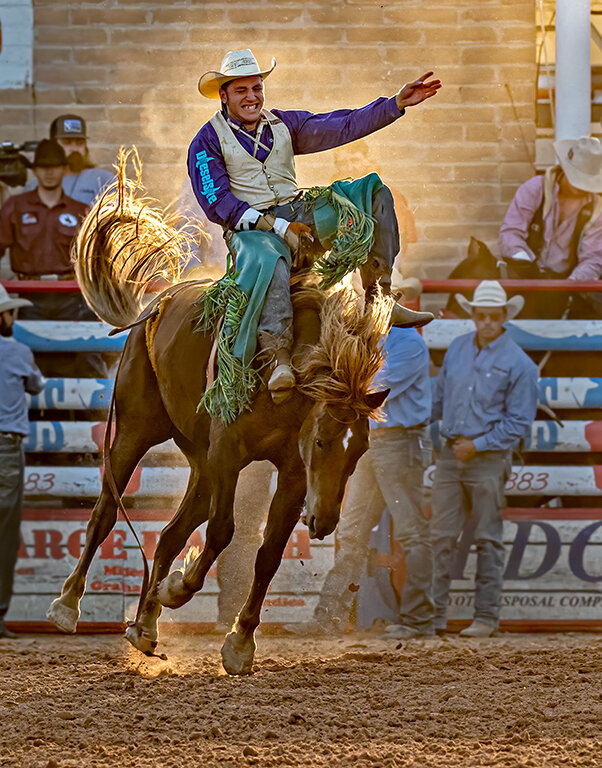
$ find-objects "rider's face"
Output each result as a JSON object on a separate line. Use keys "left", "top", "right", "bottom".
{"left": 220, "top": 76, "right": 264, "bottom": 130}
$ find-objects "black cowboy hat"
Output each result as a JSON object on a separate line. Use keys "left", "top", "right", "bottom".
{"left": 30, "top": 139, "right": 68, "bottom": 168}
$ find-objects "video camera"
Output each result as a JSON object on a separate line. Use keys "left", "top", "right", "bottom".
{"left": 0, "top": 140, "right": 38, "bottom": 187}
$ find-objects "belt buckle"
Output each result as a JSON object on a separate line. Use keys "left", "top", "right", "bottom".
{"left": 40, "top": 274, "right": 59, "bottom": 281}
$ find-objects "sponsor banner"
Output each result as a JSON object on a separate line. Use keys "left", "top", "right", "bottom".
{"left": 26, "top": 419, "right": 602, "bottom": 454}
{"left": 27, "top": 379, "right": 112, "bottom": 411}
{"left": 431, "top": 420, "right": 602, "bottom": 453}
{"left": 20, "top": 465, "right": 602, "bottom": 500}
{"left": 423, "top": 319, "right": 602, "bottom": 351}
{"left": 15, "top": 322, "right": 125, "bottom": 353}
{"left": 24, "top": 421, "right": 177, "bottom": 456}
{"left": 13, "top": 319, "right": 602, "bottom": 355}
{"left": 537, "top": 377, "right": 602, "bottom": 409}
{"left": 8, "top": 511, "right": 332, "bottom": 626}
{"left": 27, "top": 377, "right": 602, "bottom": 413}
{"left": 424, "top": 464, "right": 602, "bottom": 495}
{"left": 6, "top": 510, "right": 602, "bottom": 627}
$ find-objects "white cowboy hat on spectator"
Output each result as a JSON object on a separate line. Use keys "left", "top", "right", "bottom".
{"left": 198, "top": 49, "right": 276, "bottom": 99}
{"left": 455, "top": 280, "right": 524, "bottom": 320}
{"left": 0, "top": 284, "right": 32, "bottom": 313}
{"left": 553, "top": 136, "right": 602, "bottom": 194}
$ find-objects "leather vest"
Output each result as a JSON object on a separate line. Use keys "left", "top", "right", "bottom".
{"left": 210, "top": 109, "right": 298, "bottom": 209}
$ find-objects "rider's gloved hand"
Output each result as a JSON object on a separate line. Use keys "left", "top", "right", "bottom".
{"left": 283, "top": 221, "right": 313, "bottom": 251}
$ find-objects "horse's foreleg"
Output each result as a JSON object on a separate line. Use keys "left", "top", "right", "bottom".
{"left": 157, "top": 469, "right": 238, "bottom": 610}
{"left": 46, "top": 433, "right": 157, "bottom": 633}
{"left": 126, "top": 467, "right": 211, "bottom": 654}
{"left": 221, "top": 468, "right": 305, "bottom": 676}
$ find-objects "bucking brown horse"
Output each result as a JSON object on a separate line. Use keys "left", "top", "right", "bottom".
{"left": 46, "top": 150, "right": 391, "bottom": 675}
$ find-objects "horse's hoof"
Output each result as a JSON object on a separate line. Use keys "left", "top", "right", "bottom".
{"left": 46, "top": 598, "right": 79, "bottom": 633}
{"left": 124, "top": 623, "right": 158, "bottom": 655}
{"left": 221, "top": 630, "right": 256, "bottom": 676}
{"left": 157, "top": 571, "right": 191, "bottom": 609}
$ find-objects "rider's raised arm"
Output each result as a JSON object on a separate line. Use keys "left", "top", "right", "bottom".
{"left": 187, "top": 124, "right": 256, "bottom": 231}
{"left": 276, "top": 97, "right": 403, "bottom": 156}
{"left": 278, "top": 72, "right": 440, "bottom": 155}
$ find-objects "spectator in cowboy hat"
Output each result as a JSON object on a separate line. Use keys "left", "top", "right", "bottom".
{"left": 0, "top": 140, "right": 105, "bottom": 376}
{"left": 0, "top": 140, "right": 87, "bottom": 282}
{"left": 430, "top": 280, "right": 537, "bottom": 638}
{"left": 500, "top": 136, "right": 602, "bottom": 283}
{"left": 47, "top": 114, "right": 114, "bottom": 205}
{"left": 0, "top": 285, "right": 44, "bottom": 638}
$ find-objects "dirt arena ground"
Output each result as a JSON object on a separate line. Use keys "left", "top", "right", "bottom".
{"left": 0, "top": 631, "right": 600, "bottom": 768}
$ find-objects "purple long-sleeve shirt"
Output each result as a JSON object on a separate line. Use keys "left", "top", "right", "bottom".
{"left": 188, "top": 97, "right": 403, "bottom": 231}
{"left": 499, "top": 175, "right": 602, "bottom": 281}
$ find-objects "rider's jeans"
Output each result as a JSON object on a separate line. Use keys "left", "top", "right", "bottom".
{"left": 257, "top": 257, "right": 294, "bottom": 350}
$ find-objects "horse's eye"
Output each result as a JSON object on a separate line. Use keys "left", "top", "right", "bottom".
{"left": 316, "top": 439, "right": 323, "bottom": 449}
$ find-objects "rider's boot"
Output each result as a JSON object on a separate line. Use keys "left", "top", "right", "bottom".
{"left": 269, "top": 348, "right": 296, "bottom": 400}
{"left": 389, "top": 301, "right": 434, "bottom": 328}
{"left": 364, "top": 280, "right": 434, "bottom": 329}
{"left": 361, "top": 256, "right": 434, "bottom": 329}
{"left": 259, "top": 332, "right": 296, "bottom": 402}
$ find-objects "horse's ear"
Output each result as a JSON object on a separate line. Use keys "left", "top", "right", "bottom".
{"left": 365, "top": 388, "right": 390, "bottom": 411}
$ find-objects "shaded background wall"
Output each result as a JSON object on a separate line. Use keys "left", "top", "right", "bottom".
{"left": 2, "top": 0, "right": 536, "bottom": 277}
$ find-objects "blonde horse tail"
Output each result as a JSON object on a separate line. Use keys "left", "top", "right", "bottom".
{"left": 73, "top": 146, "right": 199, "bottom": 328}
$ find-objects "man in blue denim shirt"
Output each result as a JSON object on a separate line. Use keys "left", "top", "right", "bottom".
{"left": 286, "top": 322, "right": 434, "bottom": 638}
{"left": 431, "top": 281, "right": 538, "bottom": 638}
{"left": 0, "top": 286, "right": 45, "bottom": 638}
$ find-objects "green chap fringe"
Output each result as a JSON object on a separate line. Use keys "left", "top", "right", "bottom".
{"left": 195, "top": 272, "right": 261, "bottom": 424}
{"left": 304, "top": 185, "right": 376, "bottom": 290}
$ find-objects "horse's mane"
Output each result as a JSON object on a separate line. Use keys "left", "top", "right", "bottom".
{"left": 295, "top": 286, "right": 392, "bottom": 416}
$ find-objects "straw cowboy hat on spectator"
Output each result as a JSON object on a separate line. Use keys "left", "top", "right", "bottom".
{"left": 553, "top": 136, "right": 602, "bottom": 194}
{"left": 198, "top": 49, "right": 276, "bottom": 99}
{"left": 455, "top": 280, "right": 524, "bottom": 320}
{"left": 0, "top": 284, "right": 32, "bottom": 313}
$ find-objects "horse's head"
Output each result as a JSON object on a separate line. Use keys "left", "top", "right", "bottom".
{"left": 293, "top": 285, "right": 392, "bottom": 539}
{"left": 298, "top": 390, "right": 388, "bottom": 540}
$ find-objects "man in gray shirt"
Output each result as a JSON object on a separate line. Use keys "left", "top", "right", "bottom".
{"left": 0, "top": 285, "right": 45, "bottom": 638}
{"left": 49, "top": 114, "right": 115, "bottom": 206}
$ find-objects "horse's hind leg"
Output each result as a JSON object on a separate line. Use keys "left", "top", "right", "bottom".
{"left": 125, "top": 462, "right": 211, "bottom": 654}
{"left": 157, "top": 460, "right": 238, "bottom": 610}
{"left": 221, "top": 460, "right": 305, "bottom": 675}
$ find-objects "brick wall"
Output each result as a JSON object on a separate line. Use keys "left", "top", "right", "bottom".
{"left": 2, "top": 0, "right": 536, "bottom": 279}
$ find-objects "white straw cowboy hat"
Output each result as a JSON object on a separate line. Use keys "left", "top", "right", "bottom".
{"left": 198, "top": 49, "right": 276, "bottom": 99}
{"left": 0, "top": 284, "right": 32, "bottom": 313}
{"left": 554, "top": 136, "right": 602, "bottom": 194}
{"left": 455, "top": 280, "right": 524, "bottom": 320}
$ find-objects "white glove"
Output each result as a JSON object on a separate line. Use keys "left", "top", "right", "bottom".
{"left": 510, "top": 250, "right": 533, "bottom": 263}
